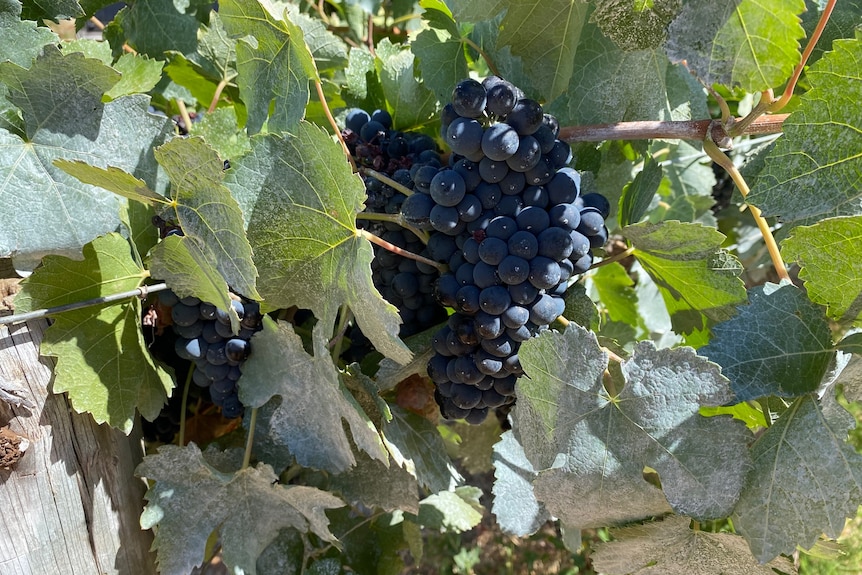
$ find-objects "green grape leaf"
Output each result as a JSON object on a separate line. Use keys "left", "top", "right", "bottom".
{"left": 374, "top": 38, "right": 437, "bottom": 129}
{"left": 0, "top": 47, "right": 172, "bottom": 262}
{"left": 619, "top": 155, "right": 663, "bottom": 227}
{"left": 330, "top": 451, "right": 420, "bottom": 514}
{"left": 748, "top": 34, "right": 862, "bottom": 223}
{"left": 383, "top": 405, "right": 462, "bottom": 494}
{"left": 496, "top": 0, "right": 589, "bottom": 102}
{"left": 0, "top": 2, "right": 58, "bottom": 67}
{"left": 591, "top": 516, "right": 797, "bottom": 575}
{"left": 492, "top": 430, "right": 551, "bottom": 537}
{"left": 147, "top": 235, "right": 233, "bottom": 319}
{"left": 624, "top": 220, "right": 746, "bottom": 334}
{"left": 665, "top": 0, "right": 806, "bottom": 92}
{"left": 105, "top": 53, "right": 165, "bottom": 100}
{"left": 700, "top": 282, "right": 835, "bottom": 401}
{"left": 154, "top": 136, "right": 259, "bottom": 300}
{"left": 52, "top": 160, "right": 166, "bottom": 205}
{"left": 137, "top": 443, "right": 344, "bottom": 575}
{"left": 220, "top": 0, "right": 318, "bottom": 135}
{"left": 417, "top": 486, "right": 484, "bottom": 533}
{"left": 13, "top": 233, "right": 173, "bottom": 432}
{"left": 514, "top": 324, "right": 752, "bottom": 528}
{"left": 563, "top": 281, "right": 599, "bottom": 330}
{"left": 113, "top": 0, "right": 201, "bottom": 57}
{"left": 189, "top": 106, "right": 251, "bottom": 160}
{"left": 447, "top": 416, "right": 502, "bottom": 475}
{"left": 184, "top": 11, "right": 238, "bottom": 83}
{"left": 837, "top": 332, "right": 862, "bottom": 355}
{"left": 411, "top": 1, "right": 468, "bottom": 104}
{"left": 656, "top": 141, "right": 717, "bottom": 224}
{"left": 549, "top": 19, "right": 705, "bottom": 126}
{"left": 449, "top": 0, "right": 506, "bottom": 23}
{"left": 238, "top": 318, "right": 389, "bottom": 473}
{"left": 20, "top": 0, "right": 82, "bottom": 21}
{"left": 801, "top": 0, "right": 862, "bottom": 65}
{"left": 344, "top": 46, "right": 379, "bottom": 104}
{"left": 224, "top": 125, "right": 411, "bottom": 364}
{"left": 591, "top": 262, "right": 642, "bottom": 333}
{"left": 591, "top": 0, "right": 681, "bottom": 51}
{"left": 290, "top": 8, "right": 348, "bottom": 73}
{"left": 781, "top": 216, "right": 862, "bottom": 324}
{"left": 732, "top": 392, "right": 862, "bottom": 563}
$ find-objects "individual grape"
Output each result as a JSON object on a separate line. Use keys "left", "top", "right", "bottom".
{"left": 427, "top": 354, "right": 450, "bottom": 384}
{"left": 454, "top": 355, "right": 485, "bottom": 385}
{"left": 481, "top": 334, "right": 514, "bottom": 357}
{"left": 507, "top": 324, "right": 532, "bottom": 342}
{"left": 401, "top": 193, "right": 435, "bottom": 229}
{"left": 175, "top": 337, "right": 205, "bottom": 361}
{"left": 549, "top": 203, "right": 581, "bottom": 230}
{"left": 504, "top": 354, "right": 523, "bottom": 376}
{"left": 474, "top": 182, "right": 502, "bottom": 210}
{"left": 533, "top": 124, "right": 557, "bottom": 154}
{"left": 174, "top": 320, "right": 203, "bottom": 339}
{"left": 497, "top": 255, "right": 530, "bottom": 285}
{"left": 494, "top": 195, "right": 523, "bottom": 217}
{"left": 499, "top": 170, "right": 526, "bottom": 196}
{"left": 427, "top": 233, "right": 458, "bottom": 262}
{"left": 482, "top": 388, "right": 508, "bottom": 408}
{"left": 547, "top": 168, "right": 580, "bottom": 205}
{"left": 371, "top": 108, "right": 392, "bottom": 128}
{"left": 506, "top": 136, "right": 541, "bottom": 172}
{"left": 525, "top": 156, "right": 555, "bottom": 186}
{"left": 572, "top": 252, "right": 593, "bottom": 274}
{"left": 440, "top": 103, "right": 459, "bottom": 128}
{"left": 528, "top": 256, "right": 562, "bottom": 289}
{"left": 502, "top": 305, "right": 530, "bottom": 329}
{"left": 581, "top": 193, "right": 611, "bottom": 219}
{"left": 477, "top": 237, "right": 508, "bottom": 266}
{"left": 485, "top": 80, "right": 518, "bottom": 116}
{"left": 479, "top": 157, "right": 509, "bottom": 183}
{"left": 455, "top": 285, "right": 481, "bottom": 314}
{"left": 430, "top": 204, "right": 461, "bottom": 234}
{"left": 472, "top": 261, "right": 499, "bottom": 289}
{"left": 221, "top": 395, "right": 243, "bottom": 419}
{"left": 570, "top": 231, "right": 591, "bottom": 259}
{"left": 204, "top": 362, "right": 231, "bottom": 381}
{"left": 446, "top": 117, "right": 484, "bottom": 156}
{"left": 435, "top": 274, "right": 461, "bottom": 307}
{"left": 506, "top": 99, "right": 544, "bottom": 135}
{"left": 462, "top": 237, "right": 481, "bottom": 264}
{"left": 577, "top": 207, "right": 605, "bottom": 236}
{"left": 158, "top": 289, "right": 180, "bottom": 307}
{"left": 516, "top": 206, "right": 550, "bottom": 233}
{"left": 199, "top": 302, "right": 217, "bottom": 320}
{"left": 359, "top": 120, "right": 386, "bottom": 143}
{"left": 481, "top": 123, "right": 520, "bottom": 161}
{"left": 430, "top": 169, "right": 467, "bottom": 207}
{"left": 476, "top": 352, "right": 504, "bottom": 376}
{"left": 456, "top": 194, "right": 482, "bottom": 222}
{"left": 509, "top": 281, "right": 539, "bottom": 305}
{"left": 589, "top": 226, "right": 609, "bottom": 249}
{"left": 345, "top": 108, "right": 371, "bottom": 133}
{"left": 529, "top": 293, "right": 566, "bottom": 325}
{"left": 473, "top": 311, "right": 505, "bottom": 339}
{"left": 451, "top": 79, "right": 487, "bottom": 118}
{"left": 548, "top": 140, "right": 572, "bottom": 168}
{"left": 537, "top": 226, "right": 574, "bottom": 260}
{"left": 171, "top": 303, "right": 200, "bottom": 327}
{"left": 455, "top": 262, "right": 476, "bottom": 286}
{"left": 392, "top": 272, "right": 419, "bottom": 298}
{"left": 479, "top": 285, "right": 511, "bottom": 315}
{"left": 486, "top": 216, "right": 518, "bottom": 240}
{"left": 507, "top": 230, "right": 539, "bottom": 259}
{"left": 464, "top": 408, "right": 489, "bottom": 424}
{"left": 522, "top": 185, "right": 549, "bottom": 208}
{"left": 453, "top": 158, "right": 482, "bottom": 190}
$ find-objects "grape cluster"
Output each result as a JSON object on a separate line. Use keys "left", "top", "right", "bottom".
{"left": 158, "top": 290, "right": 263, "bottom": 419}
{"left": 407, "top": 77, "right": 610, "bottom": 423}
{"left": 343, "top": 108, "right": 448, "bottom": 338}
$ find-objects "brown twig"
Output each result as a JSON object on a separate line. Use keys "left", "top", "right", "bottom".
{"left": 208, "top": 78, "right": 229, "bottom": 114}
{"left": 358, "top": 230, "right": 447, "bottom": 273}
{"left": 314, "top": 81, "right": 357, "bottom": 172}
{"left": 559, "top": 115, "right": 787, "bottom": 144}
{"left": 463, "top": 36, "right": 500, "bottom": 78}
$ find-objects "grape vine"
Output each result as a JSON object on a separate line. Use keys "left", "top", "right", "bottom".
{"left": 1, "top": 0, "right": 862, "bottom": 574}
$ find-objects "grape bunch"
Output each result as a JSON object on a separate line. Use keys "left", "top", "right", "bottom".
{"left": 407, "top": 77, "right": 611, "bottom": 424}
{"left": 157, "top": 289, "right": 263, "bottom": 419}
{"left": 342, "top": 108, "right": 449, "bottom": 338}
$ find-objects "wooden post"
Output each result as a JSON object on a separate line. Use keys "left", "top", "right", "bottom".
{"left": 0, "top": 317, "right": 157, "bottom": 575}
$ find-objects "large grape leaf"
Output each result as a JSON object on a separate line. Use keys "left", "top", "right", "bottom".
{"left": 224, "top": 124, "right": 411, "bottom": 364}
{"left": 492, "top": 430, "right": 551, "bottom": 537}
{"left": 782, "top": 216, "right": 862, "bottom": 324}
{"left": 289, "top": 7, "right": 348, "bottom": 73}
{"left": 449, "top": 0, "right": 506, "bottom": 23}
{"left": 13, "top": 233, "right": 174, "bottom": 433}
{"left": 374, "top": 38, "right": 437, "bottom": 130}
{"left": 0, "top": 47, "right": 172, "bottom": 263}
{"left": 494, "top": 0, "right": 589, "bottom": 103}
{"left": 410, "top": 0, "right": 468, "bottom": 104}
{"left": 665, "top": 0, "right": 806, "bottom": 92}
{"left": 624, "top": 221, "right": 747, "bottom": 335}
{"left": 189, "top": 106, "right": 250, "bottom": 160}
{"left": 700, "top": 282, "right": 835, "bottom": 401}
{"left": 514, "top": 324, "right": 752, "bottom": 528}
{"left": 732, "top": 391, "right": 862, "bottom": 563}
{"left": 591, "top": 516, "right": 797, "bottom": 575}
{"left": 417, "top": 486, "right": 484, "bottom": 533}
{"left": 747, "top": 34, "right": 862, "bottom": 224}
{"left": 656, "top": 141, "right": 718, "bottom": 225}
{"left": 220, "top": 0, "right": 318, "bottom": 135}
{"left": 800, "top": 0, "right": 862, "bottom": 64}
{"left": 329, "top": 451, "right": 420, "bottom": 514}
{"left": 153, "top": 136, "right": 260, "bottom": 300}
{"left": 618, "top": 155, "right": 663, "bottom": 227}
{"left": 549, "top": 17, "right": 706, "bottom": 126}
{"left": 382, "top": 405, "right": 462, "bottom": 494}
{"left": 0, "top": 1, "right": 57, "bottom": 68}
{"left": 238, "top": 318, "right": 388, "bottom": 473}
{"left": 590, "top": 261, "right": 643, "bottom": 334}
{"left": 137, "top": 443, "right": 345, "bottom": 575}
{"left": 591, "top": 0, "right": 682, "bottom": 52}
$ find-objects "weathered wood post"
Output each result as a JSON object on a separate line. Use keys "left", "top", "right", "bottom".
{"left": 0, "top": 305, "right": 157, "bottom": 575}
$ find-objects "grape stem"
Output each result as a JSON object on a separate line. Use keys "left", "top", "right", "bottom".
{"left": 559, "top": 114, "right": 786, "bottom": 145}
{"left": 589, "top": 247, "right": 635, "bottom": 271}
{"left": 208, "top": 78, "right": 230, "bottom": 114}
{"left": 241, "top": 407, "right": 258, "bottom": 470}
{"left": 176, "top": 99, "right": 193, "bottom": 135}
{"left": 358, "top": 229, "right": 447, "bottom": 273}
{"left": 361, "top": 167, "right": 415, "bottom": 197}
{"left": 178, "top": 365, "right": 194, "bottom": 447}
{"left": 463, "top": 36, "right": 500, "bottom": 78}
{"left": 355, "top": 211, "right": 431, "bottom": 244}
{"left": 315, "top": 81, "right": 357, "bottom": 171}
{"left": 0, "top": 282, "right": 168, "bottom": 326}
{"left": 702, "top": 124, "right": 790, "bottom": 282}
